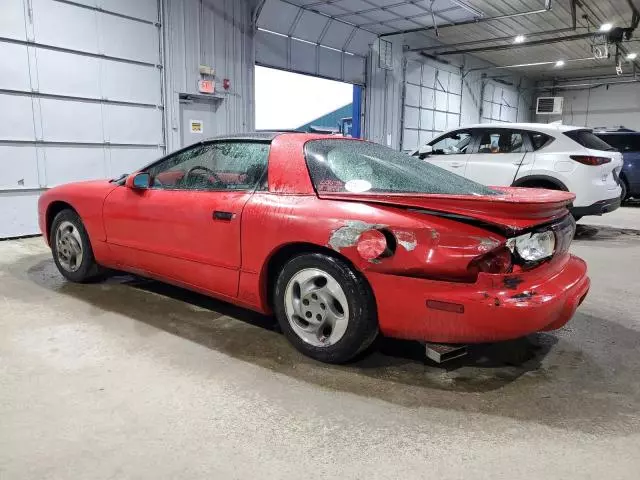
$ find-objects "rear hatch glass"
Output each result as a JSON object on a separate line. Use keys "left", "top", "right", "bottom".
{"left": 564, "top": 129, "right": 616, "bottom": 151}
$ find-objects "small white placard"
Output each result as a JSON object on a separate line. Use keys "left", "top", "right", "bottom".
{"left": 345, "top": 179, "right": 372, "bottom": 193}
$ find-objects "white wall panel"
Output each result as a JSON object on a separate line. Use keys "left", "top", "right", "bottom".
{"left": 435, "top": 92, "right": 447, "bottom": 111}
{"left": 36, "top": 49, "right": 101, "bottom": 99}
{"left": 0, "top": 146, "right": 39, "bottom": 189}
{"left": 322, "top": 22, "right": 354, "bottom": 50}
{"left": 0, "top": 94, "right": 35, "bottom": 140}
{"left": 104, "top": 105, "right": 162, "bottom": 144}
{"left": 32, "top": 0, "right": 99, "bottom": 52}
{"left": 42, "top": 147, "right": 107, "bottom": 186}
{"left": 0, "top": 43, "right": 31, "bottom": 91}
{"left": 343, "top": 54, "right": 365, "bottom": 85}
{"left": 1, "top": 0, "right": 165, "bottom": 238}
{"left": 405, "top": 83, "right": 420, "bottom": 107}
{"left": 100, "top": 14, "right": 159, "bottom": 64}
{"left": 448, "top": 93, "right": 461, "bottom": 113}
{"left": 107, "top": 147, "right": 163, "bottom": 177}
{"left": 402, "top": 128, "right": 419, "bottom": 151}
{"left": 422, "top": 65, "right": 436, "bottom": 87}
{"left": 406, "top": 61, "right": 421, "bottom": 85}
{"left": 0, "top": 192, "right": 41, "bottom": 238}
{"left": 420, "top": 109, "right": 433, "bottom": 130}
{"left": 318, "top": 47, "right": 342, "bottom": 80}
{"left": 0, "top": 0, "right": 27, "bottom": 40}
{"left": 255, "top": 29, "right": 288, "bottom": 70}
{"left": 290, "top": 40, "right": 317, "bottom": 75}
{"left": 434, "top": 111, "right": 447, "bottom": 131}
{"left": 421, "top": 87, "right": 434, "bottom": 109}
{"left": 102, "top": 62, "right": 161, "bottom": 104}
{"left": 293, "top": 10, "right": 329, "bottom": 43}
{"left": 101, "top": 0, "right": 158, "bottom": 22}
{"left": 39, "top": 98, "right": 103, "bottom": 142}
{"left": 404, "top": 106, "right": 419, "bottom": 129}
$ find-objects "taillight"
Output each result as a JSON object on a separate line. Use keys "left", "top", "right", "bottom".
{"left": 469, "top": 246, "right": 513, "bottom": 275}
{"left": 570, "top": 155, "right": 611, "bottom": 166}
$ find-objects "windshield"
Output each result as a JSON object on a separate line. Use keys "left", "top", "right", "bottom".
{"left": 305, "top": 139, "right": 498, "bottom": 196}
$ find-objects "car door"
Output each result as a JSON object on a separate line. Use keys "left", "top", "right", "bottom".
{"left": 424, "top": 129, "right": 473, "bottom": 175}
{"left": 463, "top": 129, "right": 531, "bottom": 186}
{"left": 103, "top": 141, "right": 269, "bottom": 298}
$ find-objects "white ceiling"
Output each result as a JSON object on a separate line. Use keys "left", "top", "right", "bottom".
{"left": 259, "top": 0, "right": 640, "bottom": 78}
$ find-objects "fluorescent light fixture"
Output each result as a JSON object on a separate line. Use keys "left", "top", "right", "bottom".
{"left": 599, "top": 23, "right": 613, "bottom": 32}
{"left": 627, "top": 52, "right": 638, "bottom": 60}
{"left": 555, "top": 60, "right": 565, "bottom": 67}
{"left": 514, "top": 35, "right": 526, "bottom": 44}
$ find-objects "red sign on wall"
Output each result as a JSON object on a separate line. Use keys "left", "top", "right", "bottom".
{"left": 198, "top": 80, "right": 215, "bottom": 94}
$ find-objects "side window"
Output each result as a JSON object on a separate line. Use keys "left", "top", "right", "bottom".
{"left": 530, "top": 132, "right": 553, "bottom": 151}
{"left": 429, "top": 131, "right": 472, "bottom": 155}
{"left": 146, "top": 142, "right": 269, "bottom": 191}
{"left": 477, "top": 131, "right": 523, "bottom": 154}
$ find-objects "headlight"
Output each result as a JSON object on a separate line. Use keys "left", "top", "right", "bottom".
{"left": 506, "top": 231, "right": 556, "bottom": 262}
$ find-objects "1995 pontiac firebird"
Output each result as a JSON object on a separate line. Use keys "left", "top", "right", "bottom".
{"left": 38, "top": 132, "right": 590, "bottom": 363}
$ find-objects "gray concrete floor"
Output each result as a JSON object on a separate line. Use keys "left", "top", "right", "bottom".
{"left": 1, "top": 209, "right": 640, "bottom": 479}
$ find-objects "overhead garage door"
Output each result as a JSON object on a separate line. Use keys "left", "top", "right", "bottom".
{"left": 401, "top": 60, "right": 463, "bottom": 152}
{"left": 255, "top": 0, "right": 374, "bottom": 85}
{"left": 0, "top": 0, "right": 164, "bottom": 238}
{"left": 480, "top": 80, "right": 519, "bottom": 124}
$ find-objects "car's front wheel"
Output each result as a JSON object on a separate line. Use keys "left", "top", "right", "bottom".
{"left": 273, "top": 253, "right": 378, "bottom": 363}
{"left": 50, "top": 209, "right": 103, "bottom": 283}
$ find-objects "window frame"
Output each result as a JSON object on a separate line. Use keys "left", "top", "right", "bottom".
{"left": 427, "top": 129, "right": 475, "bottom": 156}
{"left": 140, "top": 140, "right": 271, "bottom": 192}
{"left": 468, "top": 128, "right": 532, "bottom": 154}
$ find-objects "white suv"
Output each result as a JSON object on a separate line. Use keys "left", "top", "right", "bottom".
{"left": 413, "top": 123, "right": 623, "bottom": 219}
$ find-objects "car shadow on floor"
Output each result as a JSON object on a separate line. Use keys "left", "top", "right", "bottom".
{"left": 575, "top": 224, "right": 640, "bottom": 242}
{"left": 20, "top": 257, "right": 640, "bottom": 435}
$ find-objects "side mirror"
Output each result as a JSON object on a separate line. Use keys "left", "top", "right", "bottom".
{"left": 418, "top": 144, "right": 433, "bottom": 159}
{"left": 125, "top": 172, "right": 151, "bottom": 190}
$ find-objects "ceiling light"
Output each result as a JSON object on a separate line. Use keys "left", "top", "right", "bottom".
{"left": 555, "top": 60, "right": 565, "bottom": 67}
{"left": 627, "top": 52, "right": 638, "bottom": 60}
{"left": 599, "top": 23, "right": 613, "bottom": 32}
{"left": 514, "top": 35, "right": 525, "bottom": 44}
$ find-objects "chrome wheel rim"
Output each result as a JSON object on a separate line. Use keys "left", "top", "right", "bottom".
{"left": 284, "top": 268, "right": 350, "bottom": 347}
{"left": 55, "top": 221, "right": 84, "bottom": 272}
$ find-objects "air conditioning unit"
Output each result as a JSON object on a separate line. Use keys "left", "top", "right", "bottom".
{"left": 536, "top": 97, "right": 564, "bottom": 115}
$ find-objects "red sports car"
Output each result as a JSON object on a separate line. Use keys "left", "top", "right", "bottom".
{"left": 38, "top": 132, "right": 590, "bottom": 363}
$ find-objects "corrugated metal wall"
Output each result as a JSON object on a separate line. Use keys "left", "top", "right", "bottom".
{"left": 163, "top": 0, "right": 256, "bottom": 152}
{"left": 0, "top": 0, "right": 164, "bottom": 238}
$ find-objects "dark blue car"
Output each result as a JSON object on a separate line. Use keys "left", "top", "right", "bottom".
{"left": 594, "top": 127, "right": 640, "bottom": 201}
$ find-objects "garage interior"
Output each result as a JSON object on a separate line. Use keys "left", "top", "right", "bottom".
{"left": 1, "top": 0, "right": 640, "bottom": 478}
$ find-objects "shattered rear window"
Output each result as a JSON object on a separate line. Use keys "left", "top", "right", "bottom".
{"left": 304, "top": 139, "right": 498, "bottom": 196}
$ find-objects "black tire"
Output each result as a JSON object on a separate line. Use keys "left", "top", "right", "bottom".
{"left": 273, "top": 253, "right": 378, "bottom": 363}
{"left": 50, "top": 209, "right": 103, "bottom": 283}
{"left": 620, "top": 177, "right": 628, "bottom": 203}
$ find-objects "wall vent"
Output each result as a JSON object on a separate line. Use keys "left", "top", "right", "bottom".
{"left": 536, "top": 97, "right": 564, "bottom": 115}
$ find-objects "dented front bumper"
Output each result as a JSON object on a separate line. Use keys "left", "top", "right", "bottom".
{"left": 367, "top": 253, "right": 590, "bottom": 344}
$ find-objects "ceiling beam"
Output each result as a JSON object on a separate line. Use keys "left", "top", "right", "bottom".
{"left": 430, "top": 32, "right": 594, "bottom": 56}
{"left": 379, "top": 3, "right": 553, "bottom": 38}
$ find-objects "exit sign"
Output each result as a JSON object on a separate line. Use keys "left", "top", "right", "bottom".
{"left": 198, "top": 80, "right": 215, "bottom": 94}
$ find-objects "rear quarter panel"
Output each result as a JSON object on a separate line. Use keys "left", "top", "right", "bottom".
{"left": 239, "top": 193, "right": 505, "bottom": 312}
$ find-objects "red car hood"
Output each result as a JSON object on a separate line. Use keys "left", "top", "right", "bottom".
{"left": 318, "top": 186, "right": 575, "bottom": 231}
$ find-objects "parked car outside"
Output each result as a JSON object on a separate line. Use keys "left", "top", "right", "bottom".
{"left": 593, "top": 126, "right": 640, "bottom": 201}
{"left": 39, "top": 133, "right": 589, "bottom": 364}
{"left": 412, "top": 123, "right": 624, "bottom": 220}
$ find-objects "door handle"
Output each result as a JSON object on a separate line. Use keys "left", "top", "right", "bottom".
{"left": 213, "top": 211, "right": 234, "bottom": 221}
{"left": 450, "top": 162, "right": 465, "bottom": 167}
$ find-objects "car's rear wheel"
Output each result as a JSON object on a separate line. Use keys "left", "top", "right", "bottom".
{"left": 273, "top": 253, "right": 378, "bottom": 363}
{"left": 50, "top": 209, "right": 103, "bottom": 283}
{"left": 620, "top": 176, "right": 629, "bottom": 203}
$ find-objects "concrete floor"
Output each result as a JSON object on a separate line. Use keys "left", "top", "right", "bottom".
{"left": 1, "top": 211, "right": 640, "bottom": 479}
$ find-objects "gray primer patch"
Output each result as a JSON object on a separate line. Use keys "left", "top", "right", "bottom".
{"left": 328, "top": 220, "right": 386, "bottom": 251}
{"left": 471, "top": 236, "right": 500, "bottom": 252}
{"left": 394, "top": 231, "right": 417, "bottom": 251}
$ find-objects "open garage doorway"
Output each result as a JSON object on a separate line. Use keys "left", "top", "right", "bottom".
{"left": 255, "top": 66, "right": 363, "bottom": 137}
